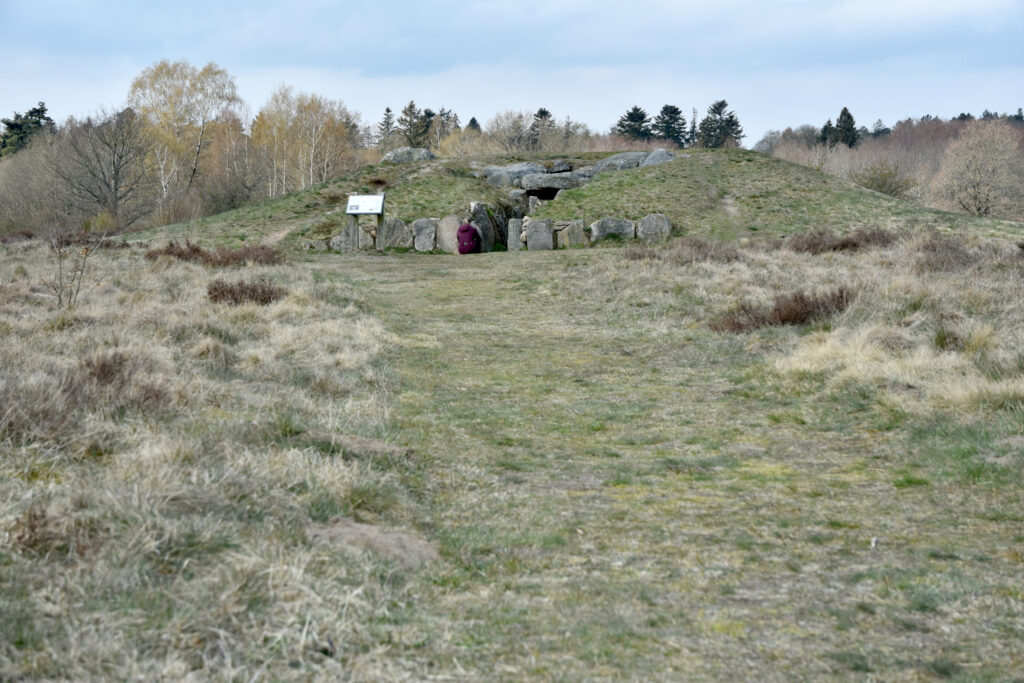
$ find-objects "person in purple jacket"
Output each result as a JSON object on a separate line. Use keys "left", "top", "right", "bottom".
{"left": 457, "top": 223, "right": 481, "bottom": 254}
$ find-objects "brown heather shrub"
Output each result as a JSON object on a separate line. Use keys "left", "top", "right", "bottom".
{"left": 0, "top": 229, "right": 35, "bottom": 244}
{"left": 712, "top": 287, "right": 853, "bottom": 333}
{"left": 786, "top": 228, "right": 897, "bottom": 255}
{"left": 54, "top": 231, "right": 132, "bottom": 250}
{"left": 207, "top": 278, "right": 286, "bottom": 305}
{"left": 914, "top": 231, "right": 973, "bottom": 272}
{"left": 145, "top": 240, "right": 284, "bottom": 267}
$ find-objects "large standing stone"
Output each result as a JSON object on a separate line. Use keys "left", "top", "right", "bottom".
{"left": 637, "top": 213, "right": 672, "bottom": 242}
{"left": 380, "top": 147, "right": 436, "bottom": 163}
{"left": 526, "top": 219, "right": 554, "bottom": 251}
{"left": 329, "top": 216, "right": 360, "bottom": 252}
{"left": 593, "top": 151, "right": 649, "bottom": 174}
{"left": 554, "top": 219, "right": 586, "bottom": 249}
{"left": 468, "top": 202, "right": 496, "bottom": 252}
{"left": 436, "top": 215, "right": 464, "bottom": 254}
{"left": 641, "top": 149, "right": 676, "bottom": 167}
{"left": 590, "top": 217, "right": 636, "bottom": 242}
{"left": 507, "top": 218, "right": 523, "bottom": 252}
{"left": 378, "top": 216, "right": 413, "bottom": 249}
{"left": 412, "top": 218, "right": 438, "bottom": 252}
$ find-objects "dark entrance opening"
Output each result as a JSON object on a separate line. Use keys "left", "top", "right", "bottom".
{"left": 525, "top": 187, "right": 560, "bottom": 201}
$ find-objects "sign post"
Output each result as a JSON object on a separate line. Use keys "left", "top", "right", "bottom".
{"left": 346, "top": 194, "right": 386, "bottom": 250}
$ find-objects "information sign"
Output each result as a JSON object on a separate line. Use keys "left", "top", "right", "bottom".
{"left": 346, "top": 194, "right": 386, "bottom": 215}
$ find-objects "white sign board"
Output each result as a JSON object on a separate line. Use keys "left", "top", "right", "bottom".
{"left": 346, "top": 194, "right": 385, "bottom": 215}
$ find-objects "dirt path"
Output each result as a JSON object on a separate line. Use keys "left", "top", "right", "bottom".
{"left": 338, "top": 249, "right": 1024, "bottom": 679}
{"left": 260, "top": 225, "right": 295, "bottom": 246}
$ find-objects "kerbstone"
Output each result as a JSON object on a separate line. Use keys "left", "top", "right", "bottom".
{"left": 637, "top": 213, "right": 672, "bottom": 242}
{"left": 412, "top": 218, "right": 437, "bottom": 252}
{"left": 436, "top": 215, "right": 463, "bottom": 254}
{"left": 507, "top": 218, "right": 523, "bottom": 252}
{"left": 590, "top": 217, "right": 636, "bottom": 242}
{"left": 526, "top": 219, "right": 554, "bottom": 251}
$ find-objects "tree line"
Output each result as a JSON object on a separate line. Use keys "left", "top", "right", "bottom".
{"left": 0, "top": 58, "right": 748, "bottom": 235}
{"left": 755, "top": 107, "right": 1024, "bottom": 219}
{"left": 0, "top": 61, "right": 371, "bottom": 235}
{"left": 611, "top": 100, "right": 744, "bottom": 148}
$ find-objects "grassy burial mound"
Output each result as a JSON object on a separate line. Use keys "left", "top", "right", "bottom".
{"left": 138, "top": 148, "right": 1020, "bottom": 254}
{"left": 532, "top": 148, "right": 1019, "bottom": 240}
{"left": 3, "top": 150, "right": 1024, "bottom": 678}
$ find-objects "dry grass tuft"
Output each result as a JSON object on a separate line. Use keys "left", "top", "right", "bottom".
{"left": 145, "top": 240, "right": 284, "bottom": 267}
{"left": 207, "top": 278, "right": 286, "bottom": 305}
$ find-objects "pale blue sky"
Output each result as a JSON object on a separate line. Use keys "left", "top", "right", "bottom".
{"left": 2, "top": 0, "right": 1022, "bottom": 145}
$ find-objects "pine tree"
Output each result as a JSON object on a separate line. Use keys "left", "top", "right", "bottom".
{"left": 819, "top": 119, "right": 837, "bottom": 146}
{"left": 835, "top": 107, "right": 859, "bottom": 147}
{"left": 614, "top": 106, "right": 652, "bottom": 140}
{"left": 376, "top": 107, "right": 396, "bottom": 147}
{"left": 1, "top": 102, "right": 54, "bottom": 157}
{"left": 528, "top": 107, "right": 554, "bottom": 149}
{"left": 652, "top": 104, "right": 685, "bottom": 147}
{"left": 397, "top": 101, "right": 426, "bottom": 147}
{"left": 697, "top": 100, "right": 744, "bottom": 148}
{"left": 466, "top": 117, "right": 481, "bottom": 132}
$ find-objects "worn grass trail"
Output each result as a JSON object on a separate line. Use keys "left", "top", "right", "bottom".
{"left": 337, "top": 249, "right": 1021, "bottom": 680}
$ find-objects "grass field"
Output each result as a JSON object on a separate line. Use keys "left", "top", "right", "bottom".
{"left": 3, "top": 151, "right": 1024, "bottom": 679}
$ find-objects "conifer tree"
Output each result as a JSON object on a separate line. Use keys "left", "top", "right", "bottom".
{"left": 397, "top": 101, "right": 425, "bottom": 147}
{"left": 614, "top": 106, "right": 652, "bottom": 140}
{"left": 1, "top": 102, "right": 55, "bottom": 157}
{"left": 697, "top": 100, "right": 744, "bottom": 148}
{"left": 835, "top": 107, "right": 859, "bottom": 147}
{"left": 819, "top": 119, "right": 836, "bottom": 146}
{"left": 528, "top": 107, "right": 554, "bottom": 149}
{"left": 652, "top": 104, "right": 686, "bottom": 147}
{"left": 376, "top": 107, "right": 396, "bottom": 147}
